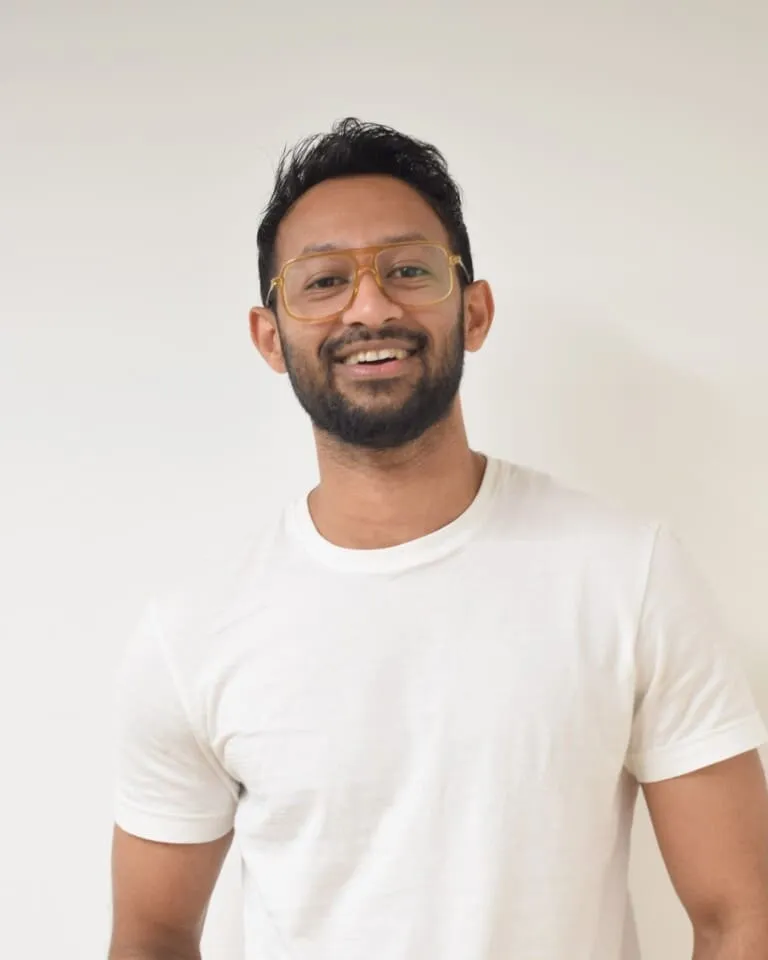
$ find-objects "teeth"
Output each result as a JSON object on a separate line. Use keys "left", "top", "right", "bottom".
{"left": 343, "top": 348, "right": 409, "bottom": 365}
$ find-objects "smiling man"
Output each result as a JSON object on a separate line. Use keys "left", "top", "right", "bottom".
{"left": 109, "top": 119, "right": 768, "bottom": 960}
{"left": 257, "top": 177, "right": 477, "bottom": 459}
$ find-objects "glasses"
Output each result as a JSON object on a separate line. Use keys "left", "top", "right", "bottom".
{"left": 267, "top": 241, "right": 468, "bottom": 322}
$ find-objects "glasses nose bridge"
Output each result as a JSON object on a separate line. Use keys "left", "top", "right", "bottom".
{"left": 341, "top": 251, "right": 400, "bottom": 321}
{"left": 350, "top": 252, "right": 386, "bottom": 297}
{"left": 354, "top": 249, "right": 381, "bottom": 277}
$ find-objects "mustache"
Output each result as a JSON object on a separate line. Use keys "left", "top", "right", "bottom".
{"left": 322, "top": 326, "right": 428, "bottom": 362}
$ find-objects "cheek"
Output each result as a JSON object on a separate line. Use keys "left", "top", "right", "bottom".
{"left": 425, "top": 306, "right": 465, "bottom": 349}
{"left": 407, "top": 304, "right": 457, "bottom": 342}
{"left": 281, "top": 325, "right": 329, "bottom": 370}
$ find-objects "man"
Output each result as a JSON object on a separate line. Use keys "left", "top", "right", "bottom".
{"left": 109, "top": 118, "right": 768, "bottom": 960}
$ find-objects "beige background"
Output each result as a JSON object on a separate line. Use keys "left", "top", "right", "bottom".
{"left": 1, "top": 1, "right": 766, "bottom": 957}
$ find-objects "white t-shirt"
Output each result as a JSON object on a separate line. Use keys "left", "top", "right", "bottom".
{"left": 114, "top": 457, "right": 767, "bottom": 960}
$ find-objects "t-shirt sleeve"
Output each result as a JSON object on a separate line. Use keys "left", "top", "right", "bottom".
{"left": 625, "top": 525, "right": 767, "bottom": 783}
{"left": 113, "top": 602, "right": 238, "bottom": 843}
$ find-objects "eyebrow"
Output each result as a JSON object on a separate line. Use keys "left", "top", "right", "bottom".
{"left": 300, "top": 232, "right": 431, "bottom": 255}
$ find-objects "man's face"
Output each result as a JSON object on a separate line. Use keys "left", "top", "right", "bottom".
{"left": 255, "top": 176, "right": 471, "bottom": 450}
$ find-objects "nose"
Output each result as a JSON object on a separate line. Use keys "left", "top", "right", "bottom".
{"left": 339, "top": 266, "right": 405, "bottom": 328}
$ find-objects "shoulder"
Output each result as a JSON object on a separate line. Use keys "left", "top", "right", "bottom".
{"left": 491, "top": 456, "right": 659, "bottom": 555}
{"left": 145, "top": 511, "right": 288, "bottom": 665}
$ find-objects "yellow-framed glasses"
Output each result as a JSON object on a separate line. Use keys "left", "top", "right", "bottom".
{"left": 266, "top": 240, "right": 469, "bottom": 323}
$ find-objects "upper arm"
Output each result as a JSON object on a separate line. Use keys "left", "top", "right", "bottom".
{"left": 643, "top": 750, "right": 768, "bottom": 930}
{"left": 110, "top": 603, "right": 239, "bottom": 951}
{"left": 110, "top": 826, "right": 233, "bottom": 955}
{"left": 626, "top": 527, "right": 767, "bottom": 784}
{"left": 625, "top": 527, "right": 768, "bottom": 927}
{"left": 113, "top": 602, "right": 238, "bottom": 843}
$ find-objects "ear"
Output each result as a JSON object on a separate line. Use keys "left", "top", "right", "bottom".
{"left": 463, "top": 280, "right": 495, "bottom": 353}
{"left": 249, "top": 306, "right": 287, "bottom": 374}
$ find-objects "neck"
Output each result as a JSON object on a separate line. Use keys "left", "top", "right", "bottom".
{"left": 307, "top": 403, "right": 486, "bottom": 549}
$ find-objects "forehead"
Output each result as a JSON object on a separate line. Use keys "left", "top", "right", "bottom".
{"left": 275, "top": 175, "right": 450, "bottom": 264}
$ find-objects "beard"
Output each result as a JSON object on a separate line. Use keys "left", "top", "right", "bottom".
{"left": 280, "top": 315, "right": 465, "bottom": 450}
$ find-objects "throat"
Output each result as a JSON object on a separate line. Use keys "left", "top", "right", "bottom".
{"left": 307, "top": 449, "right": 487, "bottom": 550}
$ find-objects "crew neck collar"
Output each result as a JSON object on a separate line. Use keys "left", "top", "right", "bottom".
{"left": 285, "top": 456, "right": 504, "bottom": 574}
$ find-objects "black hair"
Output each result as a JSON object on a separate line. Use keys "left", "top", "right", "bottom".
{"left": 256, "top": 117, "right": 474, "bottom": 306}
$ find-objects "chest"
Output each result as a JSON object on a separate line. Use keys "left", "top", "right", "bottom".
{"left": 203, "top": 569, "right": 634, "bottom": 808}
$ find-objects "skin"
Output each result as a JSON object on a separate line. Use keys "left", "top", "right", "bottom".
{"left": 644, "top": 751, "right": 768, "bottom": 957}
{"left": 109, "top": 174, "right": 768, "bottom": 959}
{"left": 109, "top": 826, "right": 232, "bottom": 959}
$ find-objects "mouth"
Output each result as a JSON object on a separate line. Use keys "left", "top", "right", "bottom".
{"left": 332, "top": 344, "right": 422, "bottom": 381}
{"left": 336, "top": 346, "right": 418, "bottom": 366}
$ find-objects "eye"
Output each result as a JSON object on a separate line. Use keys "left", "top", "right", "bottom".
{"left": 305, "top": 274, "right": 348, "bottom": 291}
{"left": 389, "top": 264, "right": 430, "bottom": 280}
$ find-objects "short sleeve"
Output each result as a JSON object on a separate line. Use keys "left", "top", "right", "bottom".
{"left": 625, "top": 525, "right": 767, "bottom": 783}
{"left": 113, "top": 602, "right": 238, "bottom": 843}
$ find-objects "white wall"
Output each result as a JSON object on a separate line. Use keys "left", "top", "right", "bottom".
{"left": 1, "top": 2, "right": 766, "bottom": 957}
